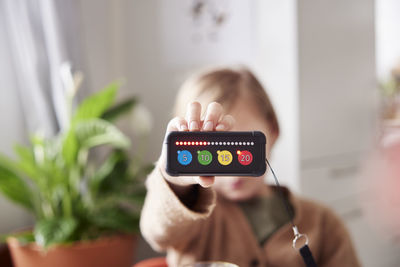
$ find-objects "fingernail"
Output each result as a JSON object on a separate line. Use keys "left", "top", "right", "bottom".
{"left": 215, "top": 124, "right": 225, "bottom": 131}
{"left": 180, "top": 124, "right": 188, "bottom": 131}
{"left": 203, "top": 121, "right": 213, "bottom": 131}
{"left": 190, "top": 121, "right": 199, "bottom": 130}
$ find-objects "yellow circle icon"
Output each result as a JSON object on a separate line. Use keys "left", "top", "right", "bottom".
{"left": 217, "top": 150, "right": 233, "bottom": 165}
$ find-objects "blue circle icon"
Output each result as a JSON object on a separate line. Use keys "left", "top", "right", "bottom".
{"left": 177, "top": 150, "right": 192, "bottom": 165}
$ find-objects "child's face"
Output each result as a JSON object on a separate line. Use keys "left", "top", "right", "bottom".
{"left": 212, "top": 98, "right": 276, "bottom": 201}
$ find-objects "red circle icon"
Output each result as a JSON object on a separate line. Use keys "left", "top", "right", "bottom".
{"left": 237, "top": 150, "right": 253, "bottom": 165}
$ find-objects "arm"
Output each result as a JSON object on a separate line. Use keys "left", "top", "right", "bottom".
{"left": 319, "top": 208, "right": 361, "bottom": 267}
{"left": 140, "top": 164, "right": 216, "bottom": 251}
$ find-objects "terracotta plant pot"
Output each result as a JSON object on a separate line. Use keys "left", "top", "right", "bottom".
{"left": 7, "top": 234, "right": 137, "bottom": 267}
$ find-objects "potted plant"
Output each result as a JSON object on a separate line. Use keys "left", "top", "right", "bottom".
{"left": 0, "top": 82, "right": 153, "bottom": 267}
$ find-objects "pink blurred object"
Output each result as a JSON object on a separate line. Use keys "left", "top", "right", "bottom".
{"left": 133, "top": 257, "right": 168, "bottom": 267}
{"left": 361, "top": 139, "right": 400, "bottom": 234}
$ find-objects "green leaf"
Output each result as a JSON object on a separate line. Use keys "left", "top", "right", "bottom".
{"left": 61, "top": 130, "right": 79, "bottom": 166}
{"left": 16, "top": 232, "right": 35, "bottom": 245}
{"left": 13, "top": 144, "right": 41, "bottom": 182}
{"left": 14, "top": 144, "right": 33, "bottom": 162}
{"left": 34, "top": 217, "right": 78, "bottom": 247}
{"left": 2, "top": 231, "right": 35, "bottom": 245}
{"left": 75, "top": 119, "right": 130, "bottom": 150}
{"left": 62, "top": 83, "right": 119, "bottom": 165}
{"left": 0, "top": 230, "right": 35, "bottom": 245}
{"left": 0, "top": 155, "right": 34, "bottom": 211}
{"left": 89, "top": 208, "right": 139, "bottom": 233}
{"left": 72, "top": 83, "right": 119, "bottom": 124}
{"left": 97, "top": 155, "right": 130, "bottom": 195}
{"left": 102, "top": 97, "right": 137, "bottom": 122}
{"left": 89, "top": 150, "right": 124, "bottom": 196}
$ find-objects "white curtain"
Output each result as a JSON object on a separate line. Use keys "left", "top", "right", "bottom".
{"left": 0, "top": 0, "right": 74, "bottom": 136}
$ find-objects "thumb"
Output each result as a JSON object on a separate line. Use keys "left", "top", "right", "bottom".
{"left": 195, "top": 176, "right": 215, "bottom": 188}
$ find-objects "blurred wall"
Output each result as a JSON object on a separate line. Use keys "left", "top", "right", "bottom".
{"left": 253, "top": 0, "right": 299, "bottom": 190}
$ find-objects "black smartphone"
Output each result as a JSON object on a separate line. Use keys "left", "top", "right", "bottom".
{"left": 165, "top": 131, "right": 266, "bottom": 176}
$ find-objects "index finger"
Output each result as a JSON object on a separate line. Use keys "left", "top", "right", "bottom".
{"left": 186, "top": 101, "right": 202, "bottom": 131}
{"left": 202, "top": 102, "right": 223, "bottom": 131}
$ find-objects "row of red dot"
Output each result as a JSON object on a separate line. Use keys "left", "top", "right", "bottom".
{"left": 175, "top": 141, "right": 208, "bottom": 145}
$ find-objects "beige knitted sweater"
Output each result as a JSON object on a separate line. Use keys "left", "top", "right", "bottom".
{"left": 140, "top": 167, "right": 361, "bottom": 267}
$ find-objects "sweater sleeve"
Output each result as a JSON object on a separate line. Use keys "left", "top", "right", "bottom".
{"left": 319, "top": 208, "right": 361, "bottom": 267}
{"left": 139, "top": 165, "right": 216, "bottom": 252}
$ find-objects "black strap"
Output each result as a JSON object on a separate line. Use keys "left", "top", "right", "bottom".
{"left": 265, "top": 158, "right": 318, "bottom": 267}
{"left": 300, "top": 245, "right": 318, "bottom": 267}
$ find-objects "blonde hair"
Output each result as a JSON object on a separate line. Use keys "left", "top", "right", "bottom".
{"left": 173, "top": 66, "right": 280, "bottom": 136}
